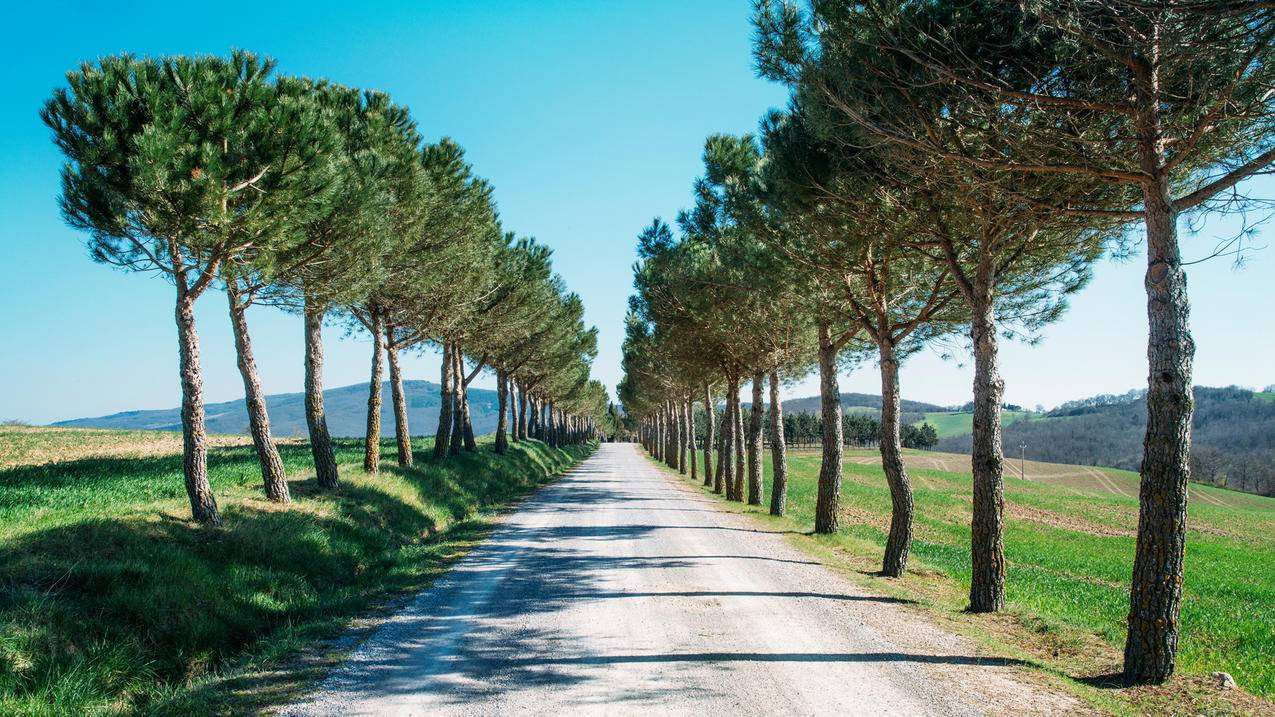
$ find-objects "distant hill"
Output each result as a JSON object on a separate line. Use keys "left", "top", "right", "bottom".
{"left": 935, "top": 386, "right": 1275, "bottom": 497}
{"left": 777, "top": 392, "right": 946, "bottom": 416}
{"left": 53, "top": 381, "right": 501, "bottom": 438}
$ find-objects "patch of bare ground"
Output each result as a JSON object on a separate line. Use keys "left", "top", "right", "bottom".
{"left": 0, "top": 425, "right": 302, "bottom": 469}
{"left": 1109, "top": 674, "right": 1275, "bottom": 717}
{"left": 839, "top": 504, "right": 889, "bottom": 532}
{"left": 1005, "top": 499, "right": 1133, "bottom": 538}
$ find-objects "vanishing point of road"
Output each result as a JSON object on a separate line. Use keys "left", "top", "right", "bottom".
{"left": 285, "top": 443, "right": 1081, "bottom": 716}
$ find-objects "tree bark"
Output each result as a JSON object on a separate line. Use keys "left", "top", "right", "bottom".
{"left": 1124, "top": 163, "right": 1194, "bottom": 684}
{"left": 386, "top": 327, "right": 412, "bottom": 467}
{"left": 529, "top": 395, "right": 540, "bottom": 439}
{"left": 507, "top": 375, "right": 519, "bottom": 443}
{"left": 459, "top": 354, "right": 480, "bottom": 452}
{"left": 363, "top": 308, "right": 385, "bottom": 474}
{"left": 815, "top": 322, "right": 843, "bottom": 534}
{"left": 176, "top": 287, "right": 221, "bottom": 524}
{"left": 226, "top": 281, "right": 288, "bottom": 503}
{"left": 686, "top": 396, "right": 697, "bottom": 482}
{"left": 720, "top": 376, "right": 736, "bottom": 497}
{"left": 449, "top": 345, "right": 464, "bottom": 455}
{"left": 433, "top": 342, "right": 454, "bottom": 460}
{"left": 517, "top": 382, "right": 528, "bottom": 440}
{"left": 677, "top": 399, "right": 687, "bottom": 474}
{"left": 702, "top": 383, "right": 715, "bottom": 488}
{"left": 304, "top": 302, "right": 339, "bottom": 490}
{"left": 879, "top": 341, "right": 913, "bottom": 578}
{"left": 656, "top": 407, "right": 666, "bottom": 463}
{"left": 747, "top": 369, "right": 765, "bottom": 506}
{"left": 495, "top": 368, "right": 509, "bottom": 453}
{"left": 733, "top": 377, "right": 746, "bottom": 502}
{"left": 968, "top": 285, "right": 1006, "bottom": 612}
{"left": 768, "top": 371, "right": 787, "bottom": 517}
{"left": 666, "top": 401, "right": 676, "bottom": 467}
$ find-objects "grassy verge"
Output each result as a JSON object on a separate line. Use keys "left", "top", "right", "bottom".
{"left": 651, "top": 447, "right": 1275, "bottom": 716}
{"left": 0, "top": 426, "right": 593, "bottom": 716}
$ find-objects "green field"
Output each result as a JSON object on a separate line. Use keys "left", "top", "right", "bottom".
{"left": 670, "top": 447, "right": 1275, "bottom": 705}
{"left": 914, "top": 410, "right": 1036, "bottom": 438}
{"left": 0, "top": 426, "right": 592, "bottom": 716}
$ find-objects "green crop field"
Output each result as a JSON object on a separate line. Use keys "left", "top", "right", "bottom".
{"left": 0, "top": 426, "right": 592, "bottom": 716}
{"left": 914, "top": 410, "right": 1036, "bottom": 438}
{"left": 670, "top": 447, "right": 1275, "bottom": 704}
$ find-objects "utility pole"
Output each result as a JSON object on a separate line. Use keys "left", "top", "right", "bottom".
{"left": 1020, "top": 442, "right": 1027, "bottom": 481}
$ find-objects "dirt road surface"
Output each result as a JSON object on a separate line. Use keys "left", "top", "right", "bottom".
{"left": 282, "top": 443, "right": 1083, "bottom": 716}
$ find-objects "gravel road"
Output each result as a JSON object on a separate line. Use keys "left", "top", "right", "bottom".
{"left": 282, "top": 443, "right": 1082, "bottom": 716}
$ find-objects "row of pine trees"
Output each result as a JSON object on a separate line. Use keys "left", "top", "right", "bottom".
{"left": 43, "top": 51, "right": 610, "bottom": 527}
{"left": 620, "top": 0, "right": 1274, "bottom": 688}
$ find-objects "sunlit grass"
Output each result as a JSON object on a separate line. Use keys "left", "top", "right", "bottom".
{"left": 0, "top": 426, "right": 592, "bottom": 716}
{"left": 674, "top": 446, "right": 1275, "bottom": 701}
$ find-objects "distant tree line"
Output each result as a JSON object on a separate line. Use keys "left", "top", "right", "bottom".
{"left": 688, "top": 407, "right": 935, "bottom": 449}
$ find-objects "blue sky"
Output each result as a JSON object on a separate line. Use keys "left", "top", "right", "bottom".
{"left": 1, "top": 1, "right": 1273, "bottom": 424}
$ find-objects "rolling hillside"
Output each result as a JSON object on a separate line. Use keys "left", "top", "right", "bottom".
{"left": 53, "top": 380, "right": 502, "bottom": 438}
{"left": 936, "top": 386, "right": 1275, "bottom": 496}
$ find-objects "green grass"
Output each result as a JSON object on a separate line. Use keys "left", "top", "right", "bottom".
{"left": 0, "top": 426, "right": 592, "bottom": 716}
{"left": 916, "top": 410, "right": 1036, "bottom": 437}
{"left": 673, "top": 447, "right": 1275, "bottom": 704}
{"left": 1255, "top": 391, "right": 1275, "bottom": 403}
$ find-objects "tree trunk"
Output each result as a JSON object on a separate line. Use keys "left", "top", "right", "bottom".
{"left": 304, "top": 303, "right": 339, "bottom": 490}
{"left": 666, "top": 402, "right": 676, "bottom": 467}
{"left": 495, "top": 368, "right": 509, "bottom": 453}
{"left": 175, "top": 287, "right": 220, "bottom": 524}
{"left": 769, "top": 371, "right": 787, "bottom": 517}
{"left": 363, "top": 308, "right": 385, "bottom": 474}
{"left": 507, "top": 375, "right": 519, "bottom": 443}
{"left": 529, "top": 395, "right": 540, "bottom": 439}
{"left": 720, "top": 376, "right": 736, "bottom": 497}
{"left": 686, "top": 397, "right": 697, "bottom": 482}
{"left": 677, "top": 399, "right": 687, "bottom": 474}
{"left": 460, "top": 386, "right": 476, "bottom": 450}
{"left": 1124, "top": 165, "right": 1194, "bottom": 684}
{"left": 433, "top": 342, "right": 454, "bottom": 460}
{"left": 879, "top": 341, "right": 913, "bottom": 578}
{"left": 703, "top": 383, "right": 715, "bottom": 488}
{"left": 226, "top": 281, "right": 288, "bottom": 503}
{"left": 460, "top": 355, "right": 479, "bottom": 452}
{"left": 815, "top": 322, "right": 843, "bottom": 534}
{"left": 386, "top": 328, "right": 412, "bottom": 467}
{"left": 714, "top": 405, "right": 726, "bottom": 493}
{"left": 747, "top": 369, "right": 764, "bottom": 506}
{"left": 656, "top": 408, "right": 665, "bottom": 463}
{"left": 449, "top": 345, "right": 464, "bottom": 455}
{"left": 733, "top": 378, "right": 746, "bottom": 502}
{"left": 517, "top": 383, "right": 528, "bottom": 440}
{"left": 968, "top": 285, "right": 1006, "bottom": 612}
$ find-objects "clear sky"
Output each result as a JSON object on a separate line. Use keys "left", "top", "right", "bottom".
{"left": 1, "top": 1, "right": 1272, "bottom": 425}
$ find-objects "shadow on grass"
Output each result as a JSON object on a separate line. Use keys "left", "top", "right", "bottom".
{"left": 1078, "top": 672, "right": 1140, "bottom": 689}
{"left": 0, "top": 438, "right": 591, "bottom": 716}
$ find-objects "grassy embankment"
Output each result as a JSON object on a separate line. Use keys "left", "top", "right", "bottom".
{"left": 0, "top": 426, "right": 592, "bottom": 716}
{"left": 661, "top": 447, "right": 1275, "bottom": 715}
